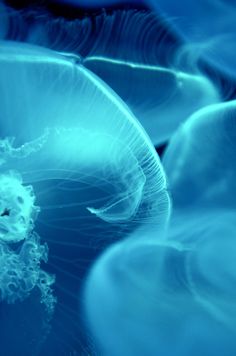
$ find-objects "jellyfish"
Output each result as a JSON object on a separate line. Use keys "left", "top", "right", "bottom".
{"left": 0, "top": 170, "right": 56, "bottom": 355}
{"left": 84, "top": 209, "right": 236, "bottom": 356}
{"left": 171, "top": 210, "right": 236, "bottom": 331}
{"left": 163, "top": 100, "right": 236, "bottom": 211}
{"left": 0, "top": 40, "right": 170, "bottom": 354}
{"left": 0, "top": 6, "right": 179, "bottom": 63}
{"left": 84, "top": 57, "right": 220, "bottom": 144}
{"left": 0, "top": 40, "right": 170, "bottom": 226}
{"left": 149, "top": 0, "right": 236, "bottom": 79}
{"left": 0, "top": 6, "right": 220, "bottom": 145}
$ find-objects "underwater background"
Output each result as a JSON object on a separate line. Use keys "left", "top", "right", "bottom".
{"left": 0, "top": 0, "right": 236, "bottom": 355}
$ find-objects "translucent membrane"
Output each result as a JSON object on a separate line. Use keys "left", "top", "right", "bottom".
{"left": 84, "top": 210, "right": 236, "bottom": 356}
{"left": 0, "top": 41, "right": 170, "bottom": 354}
{"left": 163, "top": 100, "right": 236, "bottom": 211}
{"left": 0, "top": 8, "right": 179, "bottom": 65}
{"left": 84, "top": 57, "right": 219, "bottom": 144}
{"left": 171, "top": 211, "right": 236, "bottom": 331}
{"left": 149, "top": 0, "right": 236, "bottom": 78}
{"left": 0, "top": 41, "right": 170, "bottom": 226}
{"left": 0, "top": 7, "right": 220, "bottom": 145}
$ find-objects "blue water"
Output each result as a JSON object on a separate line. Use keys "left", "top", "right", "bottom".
{"left": 0, "top": 1, "right": 236, "bottom": 355}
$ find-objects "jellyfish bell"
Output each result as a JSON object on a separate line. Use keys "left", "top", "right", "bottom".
{"left": 0, "top": 40, "right": 170, "bottom": 228}
{"left": 169, "top": 209, "right": 236, "bottom": 332}
{"left": 84, "top": 238, "right": 191, "bottom": 356}
{"left": 163, "top": 100, "right": 236, "bottom": 211}
{"left": 0, "top": 7, "right": 220, "bottom": 145}
{"left": 149, "top": 0, "right": 236, "bottom": 79}
{"left": 0, "top": 6, "right": 176, "bottom": 65}
{"left": 84, "top": 209, "right": 236, "bottom": 356}
{"left": 0, "top": 40, "right": 170, "bottom": 354}
{"left": 84, "top": 56, "right": 220, "bottom": 144}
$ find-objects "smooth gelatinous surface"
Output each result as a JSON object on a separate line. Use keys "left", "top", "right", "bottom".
{"left": 0, "top": 41, "right": 170, "bottom": 225}
{"left": 163, "top": 100, "right": 236, "bottom": 210}
{"left": 0, "top": 7, "right": 220, "bottom": 145}
{"left": 84, "top": 210, "right": 236, "bottom": 355}
{"left": 149, "top": 0, "right": 236, "bottom": 78}
{"left": 0, "top": 40, "right": 170, "bottom": 354}
{"left": 84, "top": 57, "right": 219, "bottom": 144}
